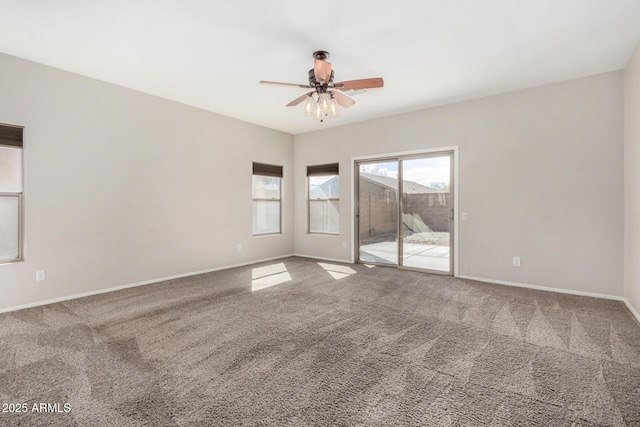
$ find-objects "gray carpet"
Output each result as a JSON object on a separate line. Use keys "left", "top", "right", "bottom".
{"left": 1, "top": 256, "right": 640, "bottom": 426}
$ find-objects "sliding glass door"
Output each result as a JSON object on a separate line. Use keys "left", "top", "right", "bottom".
{"left": 357, "top": 160, "right": 399, "bottom": 265}
{"left": 356, "top": 151, "right": 454, "bottom": 275}
{"left": 400, "top": 155, "right": 453, "bottom": 272}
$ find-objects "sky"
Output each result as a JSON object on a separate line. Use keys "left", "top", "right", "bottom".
{"left": 360, "top": 156, "right": 450, "bottom": 187}
{"left": 309, "top": 175, "right": 335, "bottom": 186}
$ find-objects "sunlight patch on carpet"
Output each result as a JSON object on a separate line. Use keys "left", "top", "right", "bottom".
{"left": 318, "top": 263, "right": 357, "bottom": 280}
{"left": 251, "top": 263, "right": 292, "bottom": 291}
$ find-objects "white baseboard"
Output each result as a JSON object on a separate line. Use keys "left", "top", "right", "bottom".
{"left": 293, "top": 253, "right": 352, "bottom": 264}
{"left": 4, "top": 257, "right": 638, "bottom": 327}
{"left": 624, "top": 299, "right": 640, "bottom": 325}
{"left": 457, "top": 274, "right": 624, "bottom": 301}
{"left": 0, "top": 254, "right": 294, "bottom": 314}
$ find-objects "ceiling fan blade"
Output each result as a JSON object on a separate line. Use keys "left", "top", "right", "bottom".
{"left": 286, "top": 92, "right": 314, "bottom": 107}
{"left": 333, "top": 78, "right": 384, "bottom": 91}
{"left": 260, "top": 80, "right": 312, "bottom": 89}
{"left": 330, "top": 90, "right": 355, "bottom": 108}
{"left": 340, "top": 89, "right": 368, "bottom": 96}
{"left": 313, "top": 59, "right": 332, "bottom": 83}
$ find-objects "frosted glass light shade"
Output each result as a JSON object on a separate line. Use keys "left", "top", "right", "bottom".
{"left": 312, "top": 103, "right": 324, "bottom": 120}
{"left": 318, "top": 93, "right": 330, "bottom": 115}
{"left": 328, "top": 97, "right": 340, "bottom": 117}
{"left": 302, "top": 96, "right": 315, "bottom": 116}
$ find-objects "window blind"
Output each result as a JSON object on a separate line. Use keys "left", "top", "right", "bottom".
{"left": 0, "top": 125, "right": 23, "bottom": 148}
{"left": 253, "top": 162, "right": 283, "bottom": 178}
{"left": 307, "top": 163, "right": 339, "bottom": 177}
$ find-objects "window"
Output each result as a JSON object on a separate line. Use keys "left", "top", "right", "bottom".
{"left": 252, "top": 162, "right": 282, "bottom": 235}
{"left": 0, "top": 124, "right": 24, "bottom": 263}
{"left": 308, "top": 163, "right": 339, "bottom": 234}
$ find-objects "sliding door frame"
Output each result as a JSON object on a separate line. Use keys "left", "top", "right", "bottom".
{"left": 398, "top": 151, "right": 454, "bottom": 275}
{"left": 351, "top": 146, "right": 459, "bottom": 277}
{"left": 354, "top": 157, "right": 401, "bottom": 267}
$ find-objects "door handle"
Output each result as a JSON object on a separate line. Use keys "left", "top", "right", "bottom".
{"left": 447, "top": 209, "right": 454, "bottom": 220}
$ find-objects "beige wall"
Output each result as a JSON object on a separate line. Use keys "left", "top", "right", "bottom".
{"left": 0, "top": 52, "right": 294, "bottom": 311}
{"left": 294, "top": 72, "right": 624, "bottom": 297}
{"left": 0, "top": 51, "right": 627, "bottom": 310}
{"left": 624, "top": 42, "right": 640, "bottom": 316}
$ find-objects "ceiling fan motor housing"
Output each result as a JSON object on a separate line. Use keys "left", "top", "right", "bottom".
{"left": 308, "top": 69, "right": 334, "bottom": 90}
{"left": 312, "top": 50, "right": 330, "bottom": 61}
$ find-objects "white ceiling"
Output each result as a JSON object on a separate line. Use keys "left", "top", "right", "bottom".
{"left": 1, "top": 1, "right": 639, "bottom": 135}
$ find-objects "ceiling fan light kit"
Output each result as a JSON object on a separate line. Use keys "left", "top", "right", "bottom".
{"left": 260, "top": 51, "right": 383, "bottom": 123}
{"left": 304, "top": 92, "right": 340, "bottom": 121}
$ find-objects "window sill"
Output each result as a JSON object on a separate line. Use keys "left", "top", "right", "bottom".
{"left": 0, "top": 259, "right": 24, "bottom": 266}
{"left": 252, "top": 232, "right": 282, "bottom": 238}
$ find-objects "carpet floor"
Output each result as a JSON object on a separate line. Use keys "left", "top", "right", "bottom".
{"left": 1, "top": 256, "right": 640, "bottom": 426}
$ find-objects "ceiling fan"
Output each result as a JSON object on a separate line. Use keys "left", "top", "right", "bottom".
{"left": 260, "top": 51, "right": 384, "bottom": 122}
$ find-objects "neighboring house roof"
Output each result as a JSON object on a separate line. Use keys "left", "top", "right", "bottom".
{"left": 309, "top": 175, "right": 340, "bottom": 199}
{"left": 360, "top": 173, "right": 444, "bottom": 194}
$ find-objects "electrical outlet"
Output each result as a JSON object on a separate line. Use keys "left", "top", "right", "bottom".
{"left": 461, "top": 213, "right": 468, "bottom": 221}
{"left": 236, "top": 244, "right": 242, "bottom": 252}
{"left": 36, "top": 270, "right": 46, "bottom": 281}
{"left": 513, "top": 257, "right": 521, "bottom": 267}
{"left": 342, "top": 241, "right": 347, "bottom": 249}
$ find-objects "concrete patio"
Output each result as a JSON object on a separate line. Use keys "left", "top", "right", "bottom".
{"left": 359, "top": 241, "right": 450, "bottom": 272}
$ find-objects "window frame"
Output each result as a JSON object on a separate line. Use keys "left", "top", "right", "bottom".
{"left": 252, "top": 162, "right": 283, "bottom": 236}
{"left": 0, "top": 124, "right": 24, "bottom": 264}
{"left": 307, "top": 163, "right": 340, "bottom": 235}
